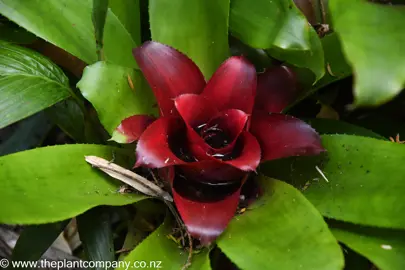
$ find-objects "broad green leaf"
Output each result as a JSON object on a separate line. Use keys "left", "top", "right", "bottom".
{"left": 329, "top": 0, "right": 405, "bottom": 106}
{"left": 288, "top": 33, "right": 352, "bottom": 107}
{"left": 230, "top": 0, "right": 310, "bottom": 49}
{"left": 331, "top": 222, "right": 405, "bottom": 270}
{"left": 218, "top": 178, "right": 344, "bottom": 270}
{"left": 12, "top": 220, "right": 69, "bottom": 261}
{"left": 268, "top": 26, "right": 324, "bottom": 81}
{"left": 304, "top": 135, "right": 405, "bottom": 229}
{"left": 0, "top": 42, "right": 71, "bottom": 129}
{"left": 313, "top": 33, "right": 352, "bottom": 90}
{"left": 230, "top": 0, "right": 324, "bottom": 80}
{"left": 109, "top": 0, "right": 141, "bottom": 45}
{"left": 119, "top": 216, "right": 210, "bottom": 270}
{"left": 77, "top": 207, "right": 114, "bottom": 269}
{"left": 263, "top": 135, "right": 405, "bottom": 229}
{"left": 305, "top": 118, "right": 385, "bottom": 140}
{"left": 77, "top": 62, "right": 157, "bottom": 135}
{"left": 261, "top": 122, "right": 386, "bottom": 188}
{"left": 149, "top": 0, "right": 230, "bottom": 78}
{"left": 0, "top": 144, "right": 144, "bottom": 224}
{"left": 92, "top": 0, "right": 109, "bottom": 60}
{"left": 0, "top": 0, "right": 138, "bottom": 68}
{"left": 0, "top": 112, "right": 52, "bottom": 156}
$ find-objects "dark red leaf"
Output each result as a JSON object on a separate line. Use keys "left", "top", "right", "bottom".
{"left": 172, "top": 178, "right": 242, "bottom": 245}
{"left": 174, "top": 94, "right": 217, "bottom": 128}
{"left": 250, "top": 112, "right": 325, "bottom": 162}
{"left": 133, "top": 41, "right": 206, "bottom": 116}
{"left": 202, "top": 56, "right": 257, "bottom": 114}
{"left": 224, "top": 131, "right": 261, "bottom": 172}
{"left": 203, "top": 109, "right": 248, "bottom": 148}
{"left": 181, "top": 132, "right": 260, "bottom": 182}
{"left": 179, "top": 160, "right": 245, "bottom": 183}
{"left": 178, "top": 108, "right": 249, "bottom": 160}
{"left": 111, "top": 115, "right": 155, "bottom": 143}
{"left": 188, "top": 109, "right": 249, "bottom": 157}
{"left": 135, "top": 117, "right": 186, "bottom": 168}
{"left": 255, "top": 66, "right": 299, "bottom": 113}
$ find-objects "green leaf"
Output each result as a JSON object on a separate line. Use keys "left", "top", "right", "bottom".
{"left": 0, "top": 0, "right": 138, "bottom": 68}
{"left": 119, "top": 216, "right": 211, "bottom": 270}
{"left": 47, "top": 99, "right": 107, "bottom": 144}
{"left": 92, "top": 0, "right": 109, "bottom": 60}
{"left": 218, "top": 177, "right": 344, "bottom": 270}
{"left": 0, "top": 112, "right": 52, "bottom": 156}
{"left": 108, "top": 0, "right": 141, "bottom": 45}
{"left": 313, "top": 33, "right": 352, "bottom": 90}
{"left": 262, "top": 134, "right": 405, "bottom": 228}
{"left": 12, "top": 220, "right": 69, "bottom": 261}
{"left": 305, "top": 118, "right": 385, "bottom": 140}
{"left": 268, "top": 26, "right": 325, "bottom": 81}
{"left": 77, "top": 207, "right": 114, "bottom": 269}
{"left": 46, "top": 99, "right": 86, "bottom": 143}
{"left": 288, "top": 33, "right": 352, "bottom": 107}
{"left": 260, "top": 120, "right": 386, "bottom": 190}
{"left": 0, "top": 41, "right": 71, "bottom": 129}
{"left": 77, "top": 62, "right": 157, "bottom": 135}
{"left": 293, "top": 135, "right": 405, "bottom": 229}
{"left": 331, "top": 222, "right": 405, "bottom": 270}
{"left": 0, "top": 144, "right": 144, "bottom": 224}
{"left": 230, "top": 0, "right": 309, "bottom": 49}
{"left": 329, "top": 0, "right": 405, "bottom": 106}
{"left": 230, "top": 0, "right": 324, "bottom": 80}
{"left": 149, "top": 0, "right": 230, "bottom": 79}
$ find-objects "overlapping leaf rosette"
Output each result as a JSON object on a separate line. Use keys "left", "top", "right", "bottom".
{"left": 113, "top": 42, "right": 324, "bottom": 244}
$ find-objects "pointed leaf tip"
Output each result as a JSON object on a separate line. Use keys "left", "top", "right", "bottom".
{"left": 111, "top": 115, "right": 155, "bottom": 144}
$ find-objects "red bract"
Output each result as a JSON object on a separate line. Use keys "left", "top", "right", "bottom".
{"left": 114, "top": 41, "right": 325, "bottom": 245}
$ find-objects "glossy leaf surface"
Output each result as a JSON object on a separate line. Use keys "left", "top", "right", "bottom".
{"left": 304, "top": 135, "right": 405, "bottom": 229}
{"left": 230, "top": 0, "right": 324, "bottom": 80}
{"left": 0, "top": 0, "right": 138, "bottom": 67}
{"left": 330, "top": 0, "right": 405, "bottom": 106}
{"left": 119, "top": 216, "right": 211, "bottom": 270}
{"left": 149, "top": 0, "right": 230, "bottom": 78}
{"left": 218, "top": 178, "right": 344, "bottom": 270}
{"left": 77, "top": 62, "right": 157, "bottom": 135}
{"left": 332, "top": 222, "right": 405, "bottom": 270}
{"left": 77, "top": 207, "right": 115, "bottom": 269}
{"left": 0, "top": 42, "right": 71, "bottom": 129}
{"left": 263, "top": 135, "right": 405, "bottom": 229}
{"left": 0, "top": 145, "right": 144, "bottom": 224}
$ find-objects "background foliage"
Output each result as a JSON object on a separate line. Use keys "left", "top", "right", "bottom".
{"left": 0, "top": 0, "right": 404, "bottom": 269}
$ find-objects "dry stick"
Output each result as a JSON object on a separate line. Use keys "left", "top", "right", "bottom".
{"left": 147, "top": 169, "right": 191, "bottom": 268}
{"left": 85, "top": 156, "right": 173, "bottom": 202}
{"left": 147, "top": 169, "right": 186, "bottom": 247}
{"left": 86, "top": 156, "right": 192, "bottom": 268}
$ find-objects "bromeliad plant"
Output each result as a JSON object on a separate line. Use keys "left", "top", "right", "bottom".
{"left": 1, "top": 0, "right": 405, "bottom": 269}
{"left": 114, "top": 41, "right": 324, "bottom": 244}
